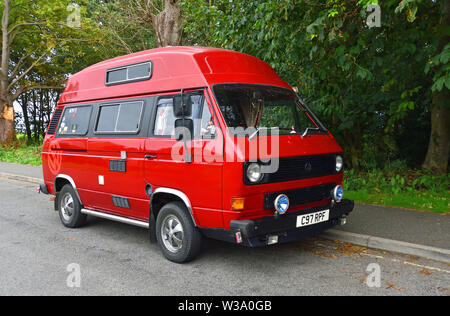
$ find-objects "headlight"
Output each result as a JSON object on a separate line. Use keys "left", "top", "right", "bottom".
{"left": 336, "top": 155, "right": 343, "bottom": 173}
{"left": 246, "top": 163, "right": 263, "bottom": 183}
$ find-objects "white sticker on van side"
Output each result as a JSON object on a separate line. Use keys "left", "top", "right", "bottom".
{"left": 98, "top": 175, "right": 104, "bottom": 186}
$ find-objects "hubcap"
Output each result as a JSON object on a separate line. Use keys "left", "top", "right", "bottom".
{"left": 161, "top": 215, "right": 184, "bottom": 253}
{"left": 61, "top": 193, "right": 74, "bottom": 222}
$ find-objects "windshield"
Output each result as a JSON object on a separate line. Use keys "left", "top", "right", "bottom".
{"left": 213, "top": 84, "right": 325, "bottom": 137}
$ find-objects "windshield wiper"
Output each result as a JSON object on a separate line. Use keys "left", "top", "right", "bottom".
{"left": 301, "top": 127, "right": 320, "bottom": 138}
{"left": 248, "top": 127, "right": 277, "bottom": 141}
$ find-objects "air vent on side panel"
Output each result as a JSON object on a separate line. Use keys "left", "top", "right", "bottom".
{"left": 112, "top": 196, "right": 131, "bottom": 209}
{"left": 47, "top": 109, "right": 63, "bottom": 135}
{"left": 109, "top": 160, "right": 127, "bottom": 173}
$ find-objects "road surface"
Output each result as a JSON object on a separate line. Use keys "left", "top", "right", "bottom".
{"left": 0, "top": 178, "right": 448, "bottom": 296}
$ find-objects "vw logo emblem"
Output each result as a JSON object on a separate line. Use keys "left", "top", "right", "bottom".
{"left": 304, "top": 162, "right": 312, "bottom": 172}
{"left": 274, "top": 194, "right": 290, "bottom": 215}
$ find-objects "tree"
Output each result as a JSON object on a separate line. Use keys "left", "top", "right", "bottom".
{"left": 153, "top": 0, "right": 183, "bottom": 47}
{"left": 0, "top": 0, "right": 104, "bottom": 144}
{"left": 182, "top": 0, "right": 444, "bottom": 172}
{"left": 417, "top": 1, "right": 450, "bottom": 174}
{"left": 91, "top": 0, "right": 183, "bottom": 53}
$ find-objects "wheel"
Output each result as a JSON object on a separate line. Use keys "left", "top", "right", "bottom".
{"left": 156, "top": 202, "right": 202, "bottom": 263}
{"left": 58, "top": 184, "right": 87, "bottom": 228}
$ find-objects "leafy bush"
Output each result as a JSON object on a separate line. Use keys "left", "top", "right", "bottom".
{"left": 344, "top": 168, "right": 449, "bottom": 194}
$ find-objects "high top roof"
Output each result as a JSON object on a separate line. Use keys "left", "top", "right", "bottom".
{"left": 59, "top": 46, "right": 291, "bottom": 105}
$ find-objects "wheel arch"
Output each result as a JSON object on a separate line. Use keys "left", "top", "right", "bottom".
{"left": 150, "top": 188, "right": 196, "bottom": 226}
{"left": 148, "top": 188, "right": 197, "bottom": 243}
{"left": 53, "top": 174, "right": 83, "bottom": 209}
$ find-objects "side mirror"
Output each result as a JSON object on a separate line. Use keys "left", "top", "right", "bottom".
{"left": 174, "top": 119, "right": 194, "bottom": 141}
{"left": 173, "top": 95, "right": 193, "bottom": 117}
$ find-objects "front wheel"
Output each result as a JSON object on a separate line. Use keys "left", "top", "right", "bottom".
{"left": 156, "top": 202, "right": 202, "bottom": 263}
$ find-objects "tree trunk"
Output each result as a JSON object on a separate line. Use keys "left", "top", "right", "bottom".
{"left": 0, "top": 0, "right": 15, "bottom": 144}
{"left": 0, "top": 104, "right": 15, "bottom": 143}
{"left": 422, "top": 90, "right": 450, "bottom": 174}
{"left": 422, "top": 1, "right": 450, "bottom": 175}
{"left": 153, "top": 0, "right": 183, "bottom": 47}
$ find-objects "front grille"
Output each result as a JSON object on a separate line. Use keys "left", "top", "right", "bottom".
{"left": 244, "top": 153, "right": 341, "bottom": 185}
{"left": 264, "top": 183, "right": 336, "bottom": 210}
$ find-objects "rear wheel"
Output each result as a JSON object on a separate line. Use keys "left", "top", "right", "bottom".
{"left": 58, "top": 184, "right": 87, "bottom": 228}
{"left": 156, "top": 202, "right": 202, "bottom": 263}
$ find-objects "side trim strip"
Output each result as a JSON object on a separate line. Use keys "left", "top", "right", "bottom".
{"left": 81, "top": 209, "right": 149, "bottom": 229}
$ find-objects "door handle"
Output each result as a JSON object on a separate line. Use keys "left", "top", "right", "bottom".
{"left": 145, "top": 154, "right": 157, "bottom": 160}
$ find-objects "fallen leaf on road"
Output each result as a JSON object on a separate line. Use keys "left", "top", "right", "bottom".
{"left": 386, "top": 283, "right": 403, "bottom": 292}
{"left": 419, "top": 269, "right": 431, "bottom": 276}
{"left": 335, "top": 243, "right": 366, "bottom": 256}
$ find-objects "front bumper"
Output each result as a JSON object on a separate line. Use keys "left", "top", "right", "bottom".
{"left": 200, "top": 199, "right": 354, "bottom": 247}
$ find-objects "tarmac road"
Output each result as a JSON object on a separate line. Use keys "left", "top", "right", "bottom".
{"left": 0, "top": 178, "right": 448, "bottom": 296}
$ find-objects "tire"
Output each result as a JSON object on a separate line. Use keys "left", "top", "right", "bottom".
{"left": 156, "top": 202, "right": 202, "bottom": 263}
{"left": 58, "top": 184, "right": 87, "bottom": 228}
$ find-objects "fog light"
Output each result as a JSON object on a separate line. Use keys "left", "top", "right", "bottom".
{"left": 332, "top": 185, "right": 344, "bottom": 203}
{"left": 267, "top": 235, "right": 278, "bottom": 245}
{"left": 274, "top": 194, "right": 290, "bottom": 215}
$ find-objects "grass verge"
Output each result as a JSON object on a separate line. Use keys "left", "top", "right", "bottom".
{"left": 344, "top": 169, "right": 449, "bottom": 214}
{"left": 0, "top": 142, "right": 42, "bottom": 166}
{"left": 346, "top": 190, "right": 449, "bottom": 214}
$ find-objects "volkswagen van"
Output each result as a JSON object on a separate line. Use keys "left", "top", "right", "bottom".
{"left": 39, "top": 47, "right": 354, "bottom": 263}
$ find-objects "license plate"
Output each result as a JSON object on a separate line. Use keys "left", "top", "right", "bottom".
{"left": 296, "top": 209, "right": 330, "bottom": 228}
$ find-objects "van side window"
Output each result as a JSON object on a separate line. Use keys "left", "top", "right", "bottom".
{"left": 57, "top": 105, "right": 92, "bottom": 136}
{"left": 154, "top": 98, "right": 176, "bottom": 137}
{"left": 96, "top": 101, "right": 143, "bottom": 133}
{"left": 200, "top": 100, "right": 216, "bottom": 139}
{"left": 153, "top": 93, "right": 211, "bottom": 138}
{"left": 106, "top": 61, "right": 152, "bottom": 86}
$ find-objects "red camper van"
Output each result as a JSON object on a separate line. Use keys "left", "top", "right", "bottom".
{"left": 39, "top": 47, "right": 354, "bottom": 263}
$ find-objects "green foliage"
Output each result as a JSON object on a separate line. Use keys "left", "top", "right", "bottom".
{"left": 345, "top": 167, "right": 449, "bottom": 194}
{"left": 85, "top": 0, "right": 158, "bottom": 58}
{"left": 2, "top": 0, "right": 109, "bottom": 101}
{"left": 182, "top": 0, "right": 445, "bottom": 170}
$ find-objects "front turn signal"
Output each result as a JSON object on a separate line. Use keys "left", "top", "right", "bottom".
{"left": 231, "top": 198, "right": 245, "bottom": 211}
